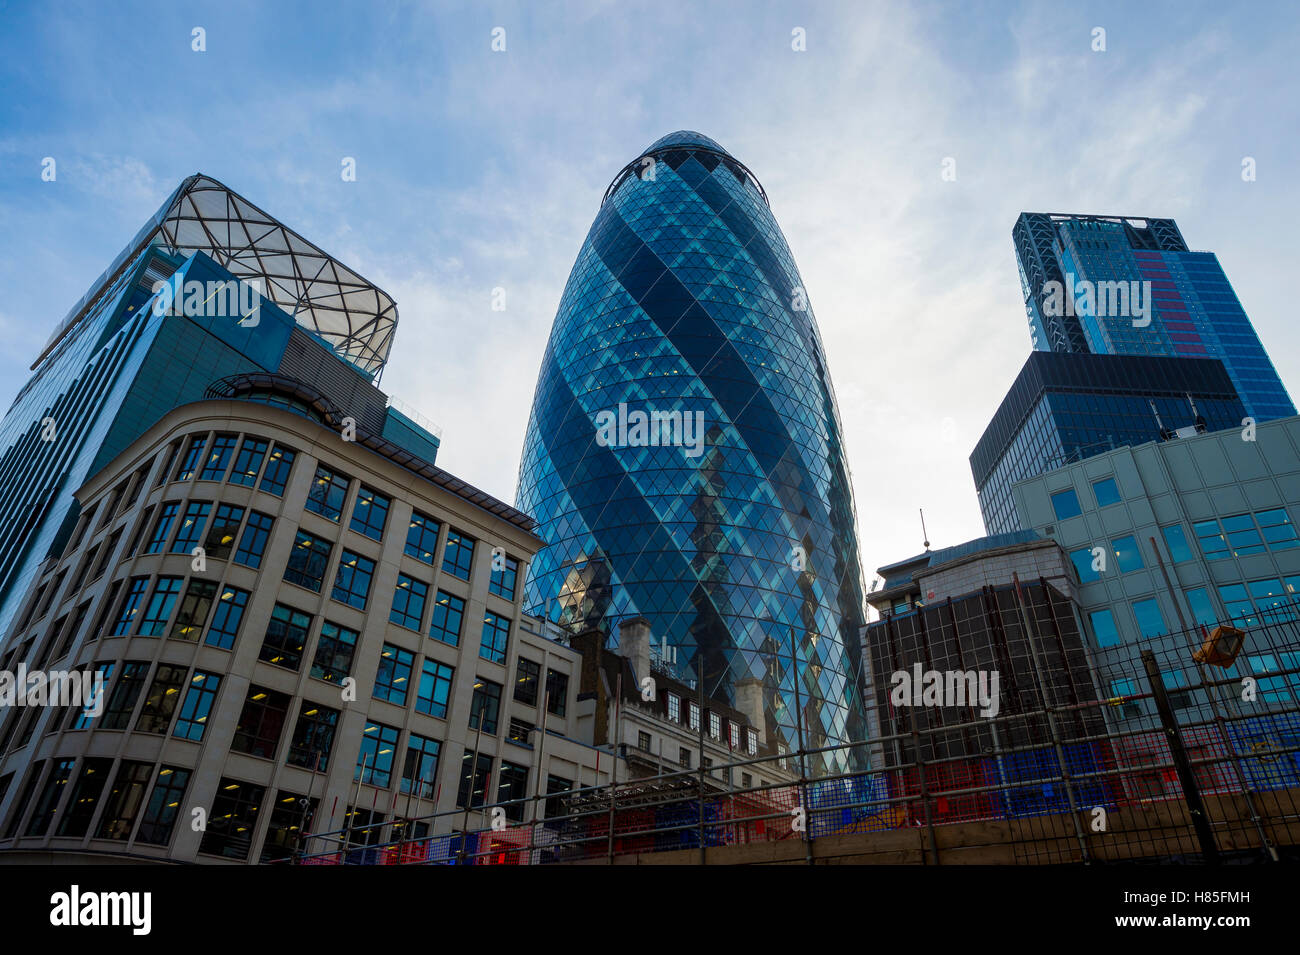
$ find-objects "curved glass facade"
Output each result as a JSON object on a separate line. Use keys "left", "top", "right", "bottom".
{"left": 516, "top": 131, "right": 868, "bottom": 767}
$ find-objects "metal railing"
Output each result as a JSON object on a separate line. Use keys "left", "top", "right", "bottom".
{"left": 279, "top": 611, "right": 1300, "bottom": 866}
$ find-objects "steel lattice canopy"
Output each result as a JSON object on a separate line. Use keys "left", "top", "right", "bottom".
{"left": 36, "top": 174, "right": 397, "bottom": 377}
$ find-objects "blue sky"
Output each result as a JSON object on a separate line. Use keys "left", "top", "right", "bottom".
{"left": 1, "top": 0, "right": 1297, "bottom": 583}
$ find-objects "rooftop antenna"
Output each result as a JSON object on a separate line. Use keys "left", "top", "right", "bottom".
{"left": 919, "top": 508, "right": 931, "bottom": 552}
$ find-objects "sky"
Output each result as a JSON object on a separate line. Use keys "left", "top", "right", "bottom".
{"left": 1, "top": 0, "right": 1297, "bottom": 590}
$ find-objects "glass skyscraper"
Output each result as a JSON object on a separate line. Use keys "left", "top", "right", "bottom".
{"left": 970, "top": 352, "right": 1247, "bottom": 535}
{"left": 516, "top": 131, "right": 868, "bottom": 766}
{"left": 0, "top": 175, "right": 432, "bottom": 637}
{"left": 1013, "top": 213, "right": 1294, "bottom": 422}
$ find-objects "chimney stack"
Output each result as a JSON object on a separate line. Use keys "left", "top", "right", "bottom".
{"left": 617, "top": 616, "right": 652, "bottom": 684}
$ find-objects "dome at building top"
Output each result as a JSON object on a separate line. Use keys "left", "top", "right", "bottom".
{"left": 643, "top": 130, "right": 730, "bottom": 155}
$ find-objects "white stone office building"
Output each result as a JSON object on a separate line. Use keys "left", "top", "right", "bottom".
{"left": 0, "top": 387, "right": 615, "bottom": 864}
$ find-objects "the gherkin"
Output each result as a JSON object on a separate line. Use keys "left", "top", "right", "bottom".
{"left": 516, "top": 131, "right": 868, "bottom": 768}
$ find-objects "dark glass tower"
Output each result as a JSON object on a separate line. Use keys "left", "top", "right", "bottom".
{"left": 1014, "top": 212, "right": 1294, "bottom": 421}
{"left": 516, "top": 131, "right": 868, "bottom": 768}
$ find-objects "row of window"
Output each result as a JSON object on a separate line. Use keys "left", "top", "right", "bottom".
{"left": 10, "top": 432, "right": 523, "bottom": 673}
{"left": 1088, "top": 574, "right": 1300, "bottom": 647}
{"left": 1068, "top": 508, "right": 1298, "bottom": 585}
{"left": 657, "top": 690, "right": 759, "bottom": 756}
{"left": 1051, "top": 476, "right": 1121, "bottom": 521}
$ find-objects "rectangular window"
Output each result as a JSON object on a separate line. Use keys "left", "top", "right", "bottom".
{"left": 283, "top": 530, "right": 332, "bottom": 593}
{"left": 514, "top": 657, "right": 540, "bottom": 706}
{"left": 688, "top": 701, "right": 701, "bottom": 731}
{"left": 545, "top": 775, "right": 573, "bottom": 822}
{"left": 173, "top": 671, "right": 221, "bottom": 742}
{"left": 206, "top": 586, "right": 250, "bottom": 650}
{"left": 680, "top": 747, "right": 691, "bottom": 768}
{"left": 199, "top": 433, "right": 238, "bottom": 481}
{"left": 68, "top": 663, "right": 113, "bottom": 731}
{"left": 102, "top": 662, "right": 150, "bottom": 729}
{"left": 1257, "top": 508, "right": 1299, "bottom": 550}
{"left": 746, "top": 728, "right": 758, "bottom": 756}
{"left": 1222, "top": 512, "right": 1265, "bottom": 556}
{"left": 259, "top": 444, "right": 296, "bottom": 496}
{"left": 667, "top": 693, "right": 680, "bottom": 722}
{"left": 170, "top": 501, "right": 211, "bottom": 554}
{"left": 497, "top": 762, "right": 529, "bottom": 821}
{"left": 311, "top": 621, "right": 358, "bottom": 684}
{"left": 174, "top": 435, "right": 208, "bottom": 482}
{"left": 342, "top": 806, "right": 387, "bottom": 847}
{"left": 356, "top": 722, "right": 401, "bottom": 787}
{"left": 135, "top": 664, "right": 188, "bottom": 734}
{"left": 1249, "top": 578, "right": 1289, "bottom": 619}
{"left": 261, "top": 791, "right": 316, "bottom": 864}
{"left": 429, "top": 591, "right": 465, "bottom": 646}
{"left": 1069, "top": 547, "right": 1101, "bottom": 583}
{"left": 489, "top": 555, "right": 519, "bottom": 600}
{"left": 508, "top": 717, "right": 533, "bottom": 745}
{"left": 442, "top": 529, "right": 475, "bottom": 580}
{"left": 1090, "top": 608, "right": 1120, "bottom": 648}
{"left": 55, "top": 602, "right": 90, "bottom": 661}
{"left": 306, "top": 464, "right": 350, "bottom": 521}
{"left": 145, "top": 503, "right": 180, "bottom": 554}
{"left": 638, "top": 731, "right": 652, "bottom": 752}
{"left": 728, "top": 721, "right": 740, "bottom": 750}
{"left": 708, "top": 711, "right": 721, "bottom": 740}
{"left": 232, "top": 685, "right": 291, "bottom": 759}
{"left": 127, "top": 505, "right": 154, "bottom": 557}
{"left": 95, "top": 761, "right": 152, "bottom": 841}
{"left": 169, "top": 578, "right": 217, "bottom": 641}
{"left": 288, "top": 701, "right": 340, "bottom": 771}
{"left": 470, "top": 680, "right": 502, "bottom": 734}
{"left": 402, "top": 734, "right": 441, "bottom": 798}
{"left": 374, "top": 643, "right": 415, "bottom": 706}
{"left": 1132, "top": 598, "right": 1166, "bottom": 639}
{"left": 200, "top": 778, "right": 264, "bottom": 860}
{"left": 3, "top": 764, "right": 44, "bottom": 839}
{"left": 55, "top": 757, "right": 113, "bottom": 838}
{"left": 1092, "top": 477, "right": 1121, "bottom": 507}
{"left": 135, "top": 766, "right": 191, "bottom": 846}
{"left": 350, "top": 487, "right": 390, "bottom": 541}
{"left": 546, "top": 669, "right": 568, "bottom": 718}
{"left": 390, "top": 574, "right": 428, "bottom": 630}
{"left": 404, "top": 510, "right": 441, "bottom": 564}
{"left": 155, "top": 442, "right": 180, "bottom": 487}
{"left": 331, "top": 550, "right": 375, "bottom": 609}
{"left": 1161, "top": 524, "right": 1193, "bottom": 563}
{"left": 25, "top": 758, "right": 75, "bottom": 837}
{"left": 1184, "top": 587, "right": 1218, "bottom": 629}
{"left": 138, "top": 576, "right": 184, "bottom": 636}
{"left": 260, "top": 603, "right": 312, "bottom": 671}
{"left": 457, "top": 751, "right": 493, "bottom": 810}
{"left": 1194, "top": 519, "right": 1229, "bottom": 560}
{"left": 1110, "top": 535, "right": 1143, "bottom": 574}
{"left": 1218, "top": 583, "right": 1254, "bottom": 624}
{"left": 229, "top": 436, "right": 268, "bottom": 487}
{"left": 204, "top": 503, "right": 245, "bottom": 560}
{"left": 479, "top": 611, "right": 510, "bottom": 664}
{"left": 416, "top": 659, "right": 454, "bottom": 719}
{"left": 1051, "top": 488, "right": 1081, "bottom": 520}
